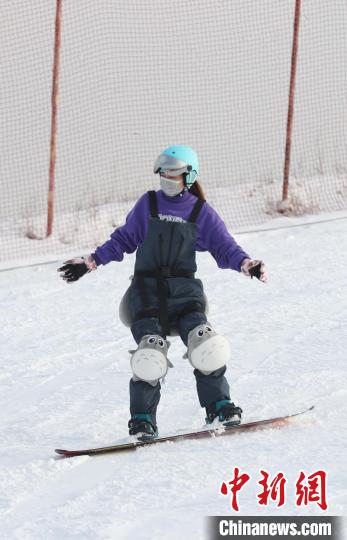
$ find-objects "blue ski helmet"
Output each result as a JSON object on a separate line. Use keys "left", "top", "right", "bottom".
{"left": 153, "top": 145, "right": 199, "bottom": 188}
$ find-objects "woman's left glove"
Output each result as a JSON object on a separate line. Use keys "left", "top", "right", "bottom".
{"left": 241, "top": 259, "right": 268, "bottom": 283}
{"left": 58, "top": 254, "right": 97, "bottom": 283}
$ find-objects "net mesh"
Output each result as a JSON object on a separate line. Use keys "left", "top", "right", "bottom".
{"left": 1, "top": 0, "right": 347, "bottom": 265}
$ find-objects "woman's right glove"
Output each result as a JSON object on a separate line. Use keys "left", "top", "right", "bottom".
{"left": 58, "top": 254, "right": 97, "bottom": 283}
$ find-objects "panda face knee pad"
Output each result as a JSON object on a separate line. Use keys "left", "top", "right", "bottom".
{"left": 130, "top": 335, "right": 171, "bottom": 384}
{"left": 186, "top": 324, "right": 230, "bottom": 375}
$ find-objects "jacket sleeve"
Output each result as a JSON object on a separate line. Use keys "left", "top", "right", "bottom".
{"left": 195, "top": 202, "right": 250, "bottom": 271}
{"left": 92, "top": 194, "right": 149, "bottom": 266}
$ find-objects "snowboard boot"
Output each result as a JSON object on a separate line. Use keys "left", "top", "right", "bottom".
{"left": 205, "top": 400, "right": 242, "bottom": 427}
{"left": 128, "top": 414, "right": 158, "bottom": 441}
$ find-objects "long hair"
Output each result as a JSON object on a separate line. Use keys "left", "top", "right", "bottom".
{"left": 188, "top": 180, "right": 206, "bottom": 201}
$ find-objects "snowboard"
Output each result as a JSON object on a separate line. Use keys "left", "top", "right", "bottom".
{"left": 55, "top": 405, "right": 314, "bottom": 458}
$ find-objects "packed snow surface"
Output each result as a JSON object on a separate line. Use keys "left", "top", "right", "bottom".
{"left": 1, "top": 214, "right": 346, "bottom": 539}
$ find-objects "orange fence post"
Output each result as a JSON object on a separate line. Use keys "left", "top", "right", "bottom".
{"left": 46, "top": 0, "right": 63, "bottom": 237}
{"left": 281, "top": 0, "right": 302, "bottom": 206}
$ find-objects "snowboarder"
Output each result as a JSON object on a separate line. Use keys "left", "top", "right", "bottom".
{"left": 58, "top": 145, "right": 267, "bottom": 441}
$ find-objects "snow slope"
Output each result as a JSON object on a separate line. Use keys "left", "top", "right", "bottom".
{"left": 0, "top": 215, "right": 346, "bottom": 539}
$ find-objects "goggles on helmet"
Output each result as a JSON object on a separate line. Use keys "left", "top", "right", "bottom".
{"left": 159, "top": 165, "right": 192, "bottom": 178}
{"left": 154, "top": 153, "right": 191, "bottom": 175}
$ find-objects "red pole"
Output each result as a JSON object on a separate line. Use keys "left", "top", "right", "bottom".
{"left": 282, "top": 0, "right": 301, "bottom": 203}
{"left": 46, "top": 0, "right": 63, "bottom": 237}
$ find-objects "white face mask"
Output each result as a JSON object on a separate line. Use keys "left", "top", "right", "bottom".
{"left": 160, "top": 176, "right": 183, "bottom": 197}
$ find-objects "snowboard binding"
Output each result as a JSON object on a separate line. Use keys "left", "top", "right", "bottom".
{"left": 205, "top": 400, "right": 242, "bottom": 427}
{"left": 128, "top": 414, "right": 158, "bottom": 441}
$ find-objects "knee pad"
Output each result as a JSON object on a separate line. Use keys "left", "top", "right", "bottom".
{"left": 185, "top": 324, "right": 230, "bottom": 375}
{"left": 130, "top": 335, "right": 172, "bottom": 384}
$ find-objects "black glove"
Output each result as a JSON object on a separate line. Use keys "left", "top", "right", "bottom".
{"left": 249, "top": 262, "right": 262, "bottom": 279}
{"left": 58, "top": 256, "right": 96, "bottom": 283}
{"left": 241, "top": 259, "right": 268, "bottom": 282}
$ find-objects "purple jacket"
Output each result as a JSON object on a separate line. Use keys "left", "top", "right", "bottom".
{"left": 92, "top": 190, "right": 249, "bottom": 271}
